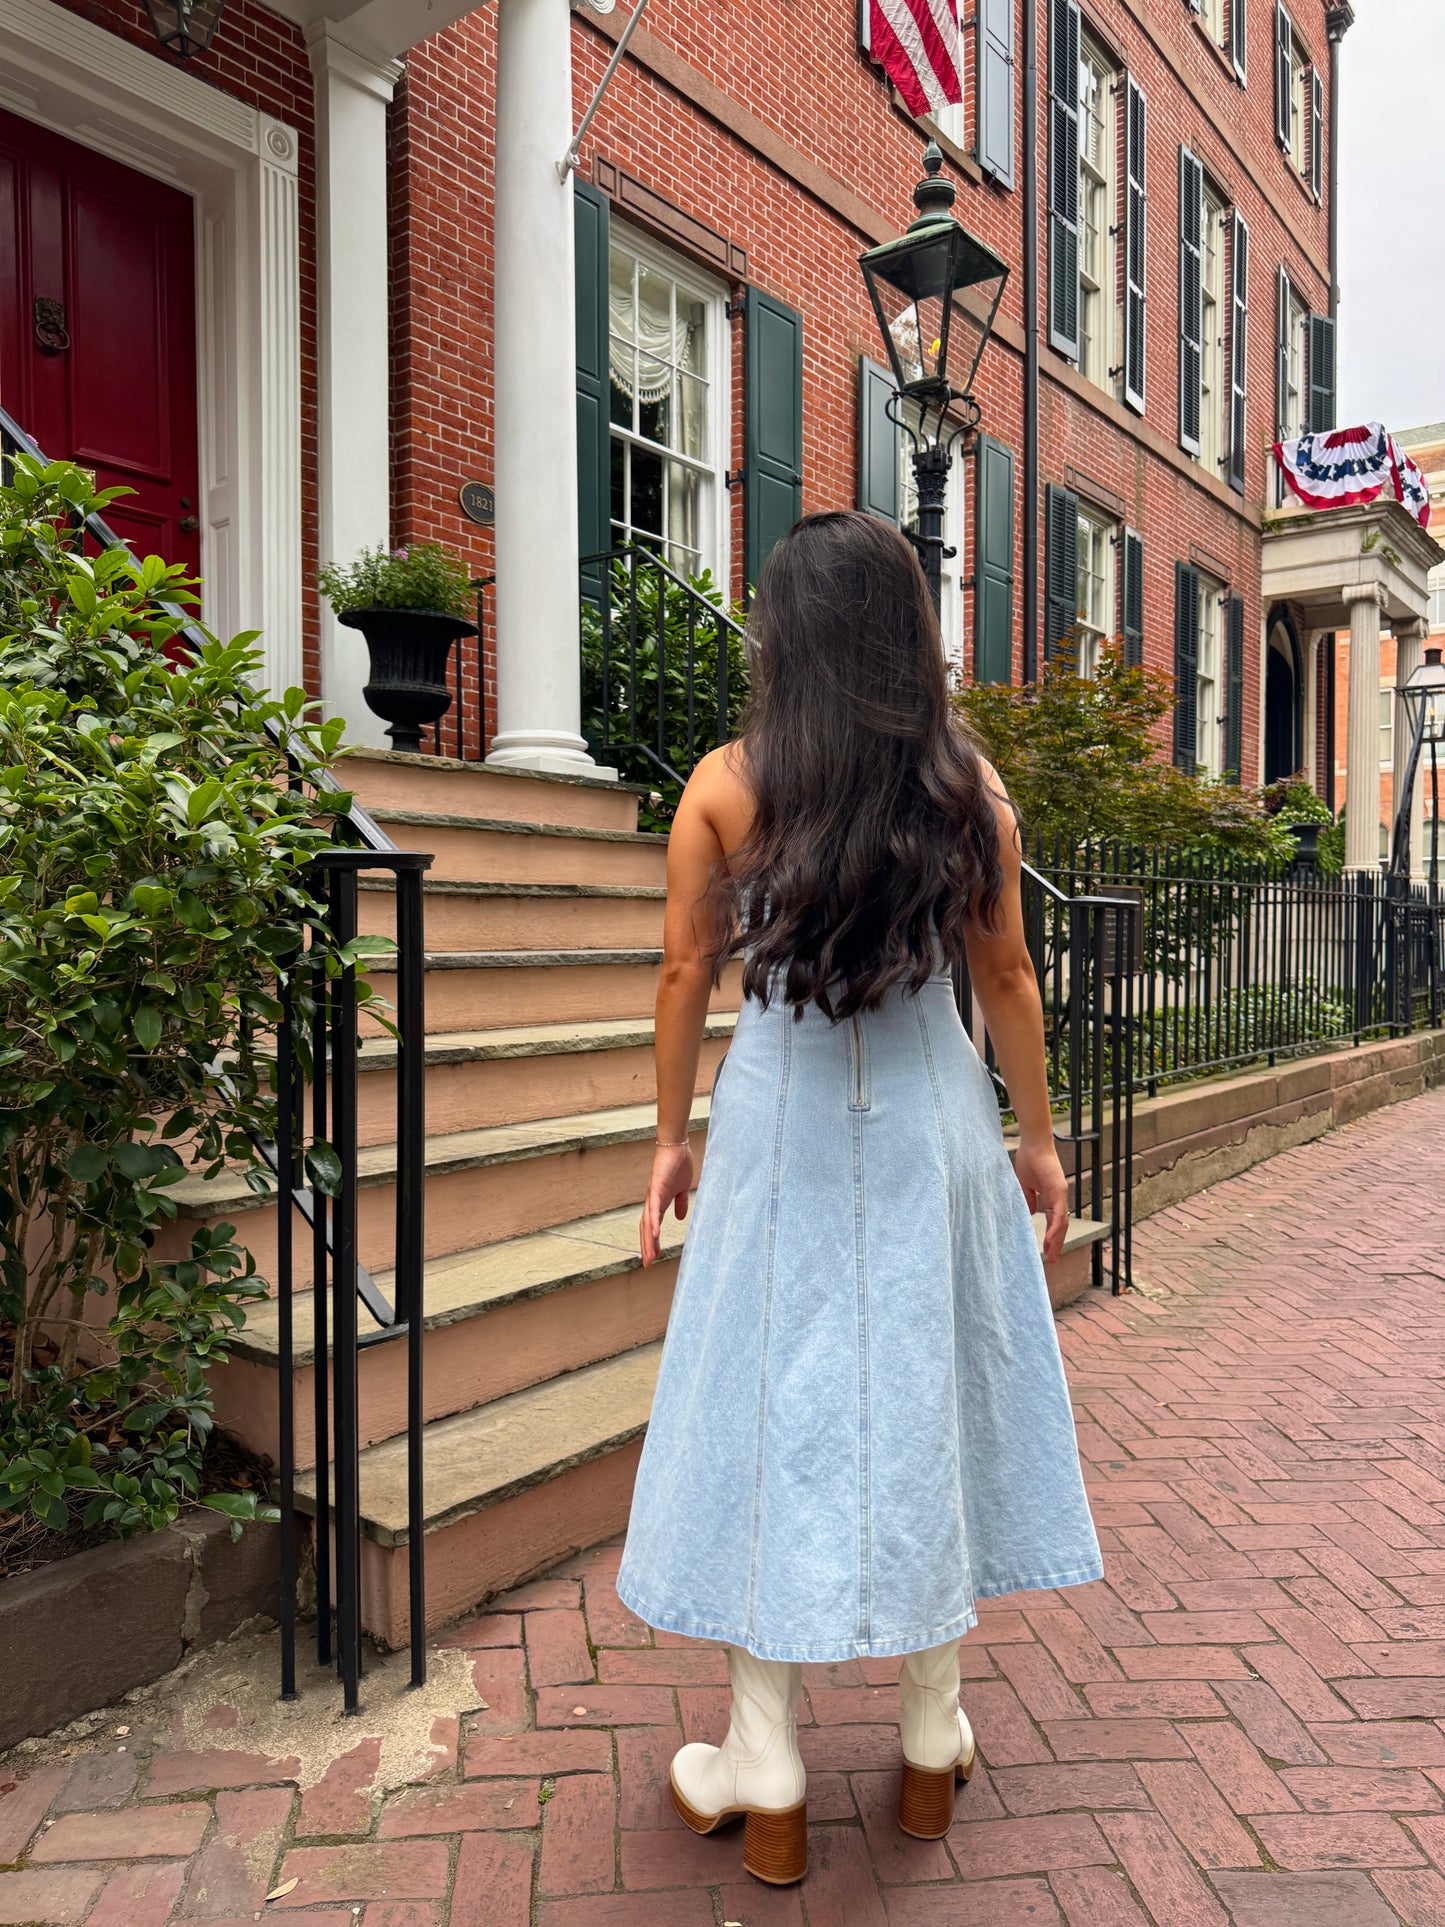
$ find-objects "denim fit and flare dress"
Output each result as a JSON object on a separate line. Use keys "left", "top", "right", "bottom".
{"left": 615, "top": 963, "right": 1103, "bottom": 1665}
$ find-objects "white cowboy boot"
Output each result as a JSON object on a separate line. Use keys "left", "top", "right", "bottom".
{"left": 670, "top": 1646, "right": 807, "bottom": 1884}
{"left": 897, "top": 1639, "right": 976, "bottom": 1838}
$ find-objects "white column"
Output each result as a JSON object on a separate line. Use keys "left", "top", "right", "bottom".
{"left": 1343, "top": 583, "right": 1384, "bottom": 874}
{"left": 249, "top": 117, "right": 305, "bottom": 697}
{"left": 1300, "top": 631, "right": 1321, "bottom": 794}
{"left": 487, "top": 0, "right": 598, "bottom": 774}
{"left": 1393, "top": 616, "right": 1427, "bottom": 878}
{"left": 308, "top": 30, "right": 401, "bottom": 748}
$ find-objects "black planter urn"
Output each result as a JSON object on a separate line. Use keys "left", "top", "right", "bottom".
{"left": 1286, "top": 820, "right": 1321, "bottom": 870}
{"left": 339, "top": 606, "right": 477, "bottom": 753}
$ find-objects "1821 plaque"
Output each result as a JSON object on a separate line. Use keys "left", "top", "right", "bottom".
{"left": 458, "top": 480, "right": 495, "bottom": 526}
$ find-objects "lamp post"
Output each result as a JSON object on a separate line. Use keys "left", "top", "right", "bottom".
{"left": 1389, "top": 646, "right": 1445, "bottom": 881}
{"left": 859, "top": 142, "right": 1009, "bottom": 612}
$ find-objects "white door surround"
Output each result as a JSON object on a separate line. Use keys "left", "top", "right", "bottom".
{"left": 0, "top": 0, "right": 303, "bottom": 696}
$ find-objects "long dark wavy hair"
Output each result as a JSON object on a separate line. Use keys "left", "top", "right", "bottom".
{"left": 708, "top": 509, "right": 1006, "bottom": 1019}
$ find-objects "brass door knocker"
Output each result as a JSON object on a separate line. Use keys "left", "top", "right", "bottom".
{"left": 33, "top": 296, "right": 71, "bottom": 355}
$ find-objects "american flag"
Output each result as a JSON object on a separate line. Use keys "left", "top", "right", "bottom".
{"left": 868, "top": 0, "right": 963, "bottom": 120}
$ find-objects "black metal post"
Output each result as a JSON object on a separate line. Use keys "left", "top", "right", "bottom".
{"left": 395, "top": 860, "right": 429, "bottom": 1689}
{"left": 910, "top": 443, "right": 952, "bottom": 614}
{"left": 276, "top": 970, "right": 299, "bottom": 1701}
{"left": 311, "top": 908, "right": 333, "bottom": 1670}
{"left": 331, "top": 866, "right": 363, "bottom": 1714}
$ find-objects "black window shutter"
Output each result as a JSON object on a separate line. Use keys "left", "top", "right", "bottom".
{"left": 977, "top": 0, "right": 1016, "bottom": 188}
{"left": 1173, "top": 561, "right": 1200, "bottom": 770}
{"left": 1124, "top": 79, "right": 1148, "bottom": 414}
{"left": 1275, "top": 4, "right": 1292, "bottom": 150}
{"left": 1224, "top": 593, "right": 1245, "bottom": 781}
{"left": 1178, "top": 148, "right": 1204, "bottom": 458}
{"left": 1048, "top": 0, "right": 1081, "bottom": 359}
{"left": 1276, "top": 265, "right": 1291, "bottom": 440}
{"left": 1043, "top": 482, "right": 1079, "bottom": 662}
{"left": 974, "top": 435, "right": 1015, "bottom": 684}
{"left": 857, "top": 356, "right": 900, "bottom": 525}
{"left": 574, "top": 180, "right": 612, "bottom": 608}
{"left": 1308, "top": 312, "right": 1336, "bottom": 434}
{"left": 1310, "top": 68, "right": 1325, "bottom": 198}
{"left": 744, "top": 287, "right": 804, "bottom": 589}
{"left": 1227, "top": 213, "right": 1249, "bottom": 493}
{"left": 1230, "top": 0, "right": 1247, "bottom": 80}
{"left": 1121, "top": 528, "right": 1145, "bottom": 666}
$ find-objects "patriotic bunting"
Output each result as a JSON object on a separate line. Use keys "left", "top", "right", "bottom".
{"left": 1273, "top": 422, "right": 1431, "bottom": 529}
{"left": 868, "top": 0, "right": 963, "bottom": 119}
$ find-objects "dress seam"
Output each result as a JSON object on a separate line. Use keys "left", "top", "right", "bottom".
{"left": 746, "top": 1008, "right": 791, "bottom": 1630}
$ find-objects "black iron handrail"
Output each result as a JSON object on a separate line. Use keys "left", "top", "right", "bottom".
{"left": 580, "top": 543, "right": 748, "bottom": 794}
{"left": 0, "top": 407, "right": 429, "bottom": 1708}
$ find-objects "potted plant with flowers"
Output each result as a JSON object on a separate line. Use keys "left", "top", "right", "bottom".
{"left": 319, "top": 541, "right": 477, "bottom": 751}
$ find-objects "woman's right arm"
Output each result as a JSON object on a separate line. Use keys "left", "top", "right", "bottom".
{"left": 961, "top": 769, "right": 1069, "bottom": 1263}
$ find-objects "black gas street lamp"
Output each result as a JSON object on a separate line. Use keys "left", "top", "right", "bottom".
{"left": 1390, "top": 646, "right": 1445, "bottom": 883}
{"left": 859, "top": 142, "right": 1009, "bottom": 612}
{"left": 144, "top": 0, "right": 228, "bottom": 57}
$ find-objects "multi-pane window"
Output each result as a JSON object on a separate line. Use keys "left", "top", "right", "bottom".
{"left": 1282, "top": 283, "right": 1309, "bottom": 432}
{"left": 1380, "top": 685, "right": 1395, "bottom": 768}
{"left": 1077, "top": 36, "right": 1115, "bottom": 391}
{"left": 1199, "top": 184, "right": 1227, "bottom": 475}
{"left": 608, "top": 237, "right": 721, "bottom": 578}
{"left": 899, "top": 406, "right": 966, "bottom": 668}
{"left": 1195, "top": 573, "right": 1225, "bottom": 777}
{"left": 1429, "top": 565, "right": 1445, "bottom": 632}
{"left": 1075, "top": 506, "right": 1114, "bottom": 677}
{"left": 1199, "top": 0, "right": 1224, "bottom": 43}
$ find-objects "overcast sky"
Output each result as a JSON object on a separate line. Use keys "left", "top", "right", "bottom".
{"left": 1337, "top": 0, "right": 1445, "bottom": 431}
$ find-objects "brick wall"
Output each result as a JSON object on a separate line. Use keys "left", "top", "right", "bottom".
{"left": 54, "top": 0, "right": 322, "bottom": 693}
{"left": 386, "top": 0, "right": 1335, "bottom": 775}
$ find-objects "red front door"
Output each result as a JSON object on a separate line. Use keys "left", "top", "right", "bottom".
{"left": 0, "top": 110, "right": 200, "bottom": 576}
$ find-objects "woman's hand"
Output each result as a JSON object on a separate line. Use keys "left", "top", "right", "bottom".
{"left": 1013, "top": 1137, "right": 1068, "bottom": 1266}
{"left": 640, "top": 1143, "right": 695, "bottom": 1266}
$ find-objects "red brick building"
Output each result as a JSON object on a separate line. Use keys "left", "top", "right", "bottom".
{"left": 2, "top": 0, "right": 1354, "bottom": 788}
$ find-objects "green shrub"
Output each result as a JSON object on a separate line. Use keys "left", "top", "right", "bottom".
{"left": 580, "top": 561, "right": 749, "bottom": 829}
{"left": 956, "top": 643, "right": 1292, "bottom": 862}
{"left": 0, "top": 455, "right": 384, "bottom": 1548}
{"left": 319, "top": 542, "right": 476, "bottom": 620}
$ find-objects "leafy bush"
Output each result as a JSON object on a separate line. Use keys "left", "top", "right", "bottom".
{"left": 957, "top": 643, "right": 1291, "bottom": 862}
{"left": 0, "top": 455, "right": 379, "bottom": 1548}
{"left": 319, "top": 542, "right": 476, "bottom": 620}
{"left": 580, "top": 561, "right": 749, "bottom": 829}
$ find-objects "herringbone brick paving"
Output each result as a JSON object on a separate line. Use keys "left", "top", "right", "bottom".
{"left": 6, "top": 1088, "right": 1445, "bottom": 1924}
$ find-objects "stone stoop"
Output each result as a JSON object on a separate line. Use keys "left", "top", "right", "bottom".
{"left": 185, "top": 748, "right": 1123, "bottom": 1649}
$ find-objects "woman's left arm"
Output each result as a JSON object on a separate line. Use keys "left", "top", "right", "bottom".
{"left": 639, "top": 753, "right": 729, "bottom": 1266}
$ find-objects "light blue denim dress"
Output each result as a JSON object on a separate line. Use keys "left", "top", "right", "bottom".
{"left": 615, "top": 967, "right": 1103, "bottom": 1663}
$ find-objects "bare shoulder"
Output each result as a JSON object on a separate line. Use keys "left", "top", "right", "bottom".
{"left": 680, "top": 740, "right": 755, "bottom": 856}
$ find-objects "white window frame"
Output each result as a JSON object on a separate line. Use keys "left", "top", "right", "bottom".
{"left": 1428, "top": 565, "right": 1445, "bottom": 633}
{"left": 1283, "top": 282, "right": 1308, "bottom": 440}
{"left": 1380, "top": 684, "right": 1395, "bottom": 769}
{"left": 1075, "top": 503, "right": 1115, "bottom": 678}
{"left": 1199, "top": 0, "right": 1224, "bottom": 45}
{"left": 1196, "top": 572, "right": 1226, "bottom": 778}
{"left": 606, "top": 224, "right": 730, "bottom": 584}
{"left": 931, "top": 100, "right": 965, "bottom": 147}
{"left": 1077, "top": 34, "right": 1116, "bottom": 393}
{"left": 1287, "top": 30, "right": 1310, "bottom": 181}
{"left": 1199, "top": 182, "right": 1227, "bottom": 477}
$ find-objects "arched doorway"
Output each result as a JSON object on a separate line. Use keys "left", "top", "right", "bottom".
{"left": 1265, "top": 618, "right": 1301, "bottom": 783}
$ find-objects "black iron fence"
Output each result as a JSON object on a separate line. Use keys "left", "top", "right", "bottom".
{"left": 580, "top": 545, "right": 748, "bottom": 804}
{"left": 1, "top": 406, "right": 429, "bottom": 1711}
{"left": 1028, "top": 840, "right": 1445, "bottom": 1097}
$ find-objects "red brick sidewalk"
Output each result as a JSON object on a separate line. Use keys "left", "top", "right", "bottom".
{"left": 7, "top": 1087, "right": 1445, "bottom": 1925}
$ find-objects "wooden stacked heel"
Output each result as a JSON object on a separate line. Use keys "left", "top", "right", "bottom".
{"left": 897, "top": 1744, "right": 976, "bottom": 1841}
{"left": 670, "top": 1782, "right": 809, "bottom": 1885}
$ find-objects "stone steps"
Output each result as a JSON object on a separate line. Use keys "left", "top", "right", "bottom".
{"left": 342, "top": 745, "right": 645, "bottom": 831}
{"left": 362, "top": 950, "right": 743, "bottom": 1032}
{"left": 352, "top": 1011, "right": 736, "bottom": 1141}
{"left": 167, "top": 1095, "right": 711, "bottom": 1282}
{"left": 296, "top": 1344, "right": 663, "bottom": 1649}
{"left": 211, "top": 1203, "right": 686, "bottom": 1471}
{"left": 355, "top": 877, "right": 667, "bottom": 952}
{"left": 366, "top": 807, "right": 669, "bottom": 887}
